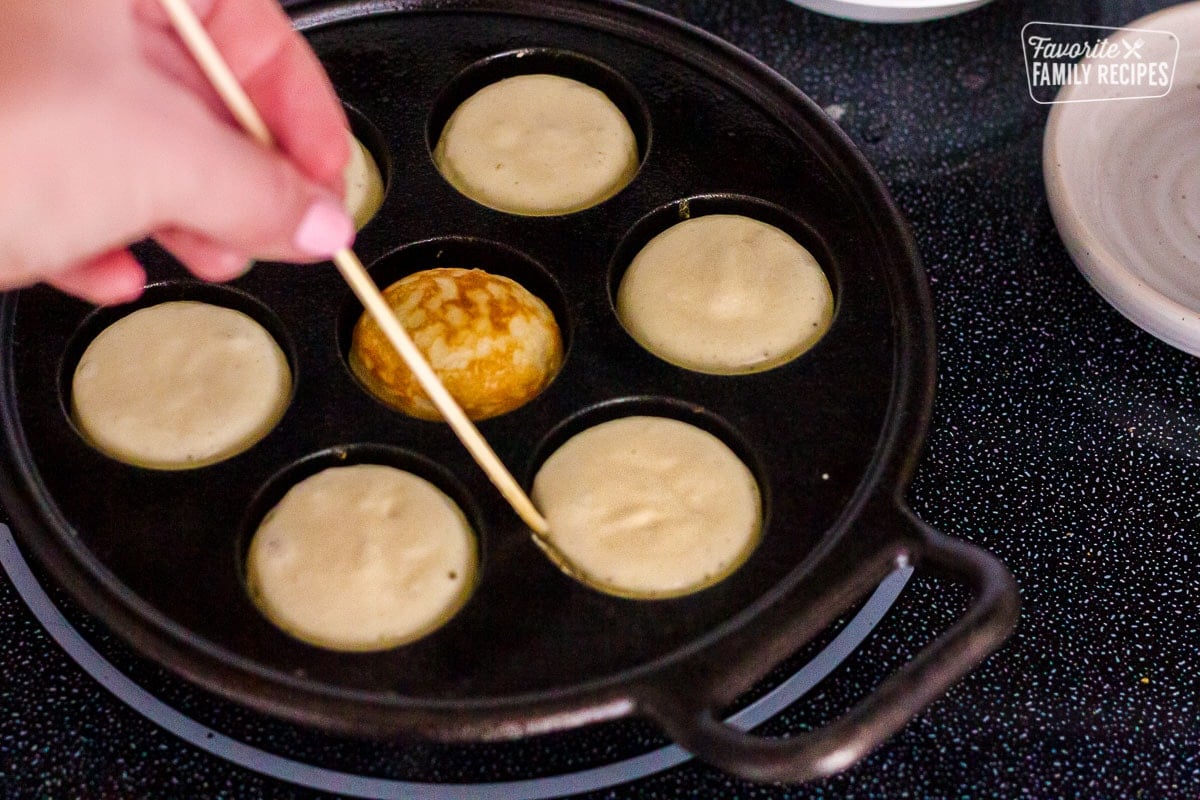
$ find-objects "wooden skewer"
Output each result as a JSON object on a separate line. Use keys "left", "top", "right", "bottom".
{"left": 157, "top": 0, "right": 549, "bottom": 535}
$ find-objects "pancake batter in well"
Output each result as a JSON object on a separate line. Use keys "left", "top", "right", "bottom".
{"left": 350, "top": 267, "right": 563, "bottom": 420}
{"left": 617, "top": 214, "right": 833, "bottom": 375}
{"left": 71, "top": 301, "right": 290, "bottom": 470}
{"left": 531, "top": 416, "right": 762, "bottom": 599}
{"left": 344, "top": 132, "right": 384, "bottom": 230}
{"left": 433, "top": 73, "right": 639, "bottom": 215}
{"left": 246, "top": 464, "right": 476, "bottom": 651}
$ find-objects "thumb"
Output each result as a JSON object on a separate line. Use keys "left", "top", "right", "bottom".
{"left": 144, "top": 90, "right": 354, "bottom": 263}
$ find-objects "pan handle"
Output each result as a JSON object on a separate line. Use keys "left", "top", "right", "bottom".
{"left": 648, "top": 507, "right": 1019, "bottom": 784}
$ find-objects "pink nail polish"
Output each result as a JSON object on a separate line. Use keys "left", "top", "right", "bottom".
{"left": 217, "top": 250, "right": 249, "bottom": 278}
{"left": 294, "top": 200, "right": 354, "bottom": 257}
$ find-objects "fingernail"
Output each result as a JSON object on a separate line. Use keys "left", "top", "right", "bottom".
{"left": 293, "top": 199, "right": 354, "bottom": 257}
{"left": 217, "top": 251, "right": 252, "bottom": 280}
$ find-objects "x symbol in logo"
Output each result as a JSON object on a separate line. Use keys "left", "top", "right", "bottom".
{"left": 1123, "top": 38, "right": 1145, "bottom": 60}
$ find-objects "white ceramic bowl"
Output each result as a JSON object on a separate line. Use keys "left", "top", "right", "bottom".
{"left": 1044, "top": 3, "right": 1200, "bottom": 355}
{"left": 786, "top": 0, "right": 994, "bottom": 23}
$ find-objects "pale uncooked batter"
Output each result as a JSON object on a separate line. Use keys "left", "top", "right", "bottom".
{"left": 617, "top": 214, "right": 833, "bottom": 375}
{"left": 344, "top": 132, "right": 384, "bottom": 230}
{"left": 246, "top": 464, "right": 477, "bottom": 651}
{"left": 433, "top": 73, "right": 639, "bottom": 216}
{"left": 350, "top": 267, "right": 563, "bottom": 420}
{"left": 71, "top": 301, "right": 291, "bottom": 470}
{"left": 531, "top": 416, "right": 762, "bottom": 599}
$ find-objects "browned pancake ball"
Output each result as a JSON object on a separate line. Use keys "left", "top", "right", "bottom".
{"left": 350, "top": 268, "right": 563, "bottom": 420}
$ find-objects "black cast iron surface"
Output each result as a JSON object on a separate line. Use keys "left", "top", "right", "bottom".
{"left": 0, "top": 0, "right": 1197, "bottom": 797}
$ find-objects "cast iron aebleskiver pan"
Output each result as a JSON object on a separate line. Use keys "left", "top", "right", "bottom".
{"left": 0, "top": 0, "right": 1019, "bottom": 783}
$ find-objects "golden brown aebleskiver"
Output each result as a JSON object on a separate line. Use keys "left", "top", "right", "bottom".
{"left": 350, "top": 267, "right": 563, "bottom": 420}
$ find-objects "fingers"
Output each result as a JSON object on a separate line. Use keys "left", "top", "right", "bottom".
{"left": 237, "top": 27, "right": 350, "bottom": 193}
{"left": 132, "top": 0, "right": 352, "bottom": 261}
{"left": 140, "top": 81, "right": 354, "bottom": 263}
{"left": 15, "top": 0, "right": 351, "bottom": 305}
{"left": 134, "top": 0, "right": 349, "bottom": 194}
{"left": 44, "top": 249, "right": 146, "bottom": 306}
{"left": 154, "top": 229, "right": 249, "bottom": 282}
{"left": 135, "top": 17, "right": 230, "bottom": 127}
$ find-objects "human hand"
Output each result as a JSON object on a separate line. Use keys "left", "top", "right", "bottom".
{"left": 0, "top": 0, "right": 353, "bottom": 305}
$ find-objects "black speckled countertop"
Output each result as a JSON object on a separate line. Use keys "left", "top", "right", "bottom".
{"left": 3, "top": 0, "right": 1199, "bottom": 797}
